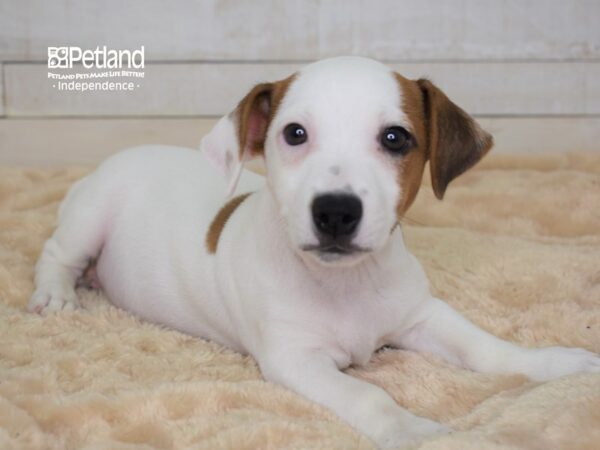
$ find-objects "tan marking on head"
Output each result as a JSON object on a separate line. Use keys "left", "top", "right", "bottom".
{"left": 394, "top": 74, "right": 493, "bottom": 217}
{"left": 235, "top": 74, "right": 296, "bottom": 160}
{"left": 206, "top": 193, "right": 252, "bottom": 254}
{"left": 395, "top": 73, "right": 429, "bottom": 216}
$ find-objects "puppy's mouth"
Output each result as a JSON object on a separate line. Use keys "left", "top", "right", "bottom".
{"left": 300, "top": 243, "right": 371, "bottom": 262}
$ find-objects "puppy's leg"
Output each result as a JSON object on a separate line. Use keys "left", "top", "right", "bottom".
{"left": 29, "top": 177, "right": 106, "bottom": 314}
{"left": 395, "top": 298, "right": 600, "bottom": 381}
{"left": 259, "top": 346, "right": 450, "bottom": 448}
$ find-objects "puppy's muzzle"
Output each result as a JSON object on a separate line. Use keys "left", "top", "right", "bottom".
{"left": 310, "top": 193, "right": 363, "bottom": 253}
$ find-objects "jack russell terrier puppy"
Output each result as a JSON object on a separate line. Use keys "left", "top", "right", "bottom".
{"left": 29, "top": 57, "right": 600, "bottom": 448}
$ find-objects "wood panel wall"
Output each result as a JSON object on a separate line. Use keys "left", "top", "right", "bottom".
{"left": 1, "top": 0, "right": 599, "bottom": 164}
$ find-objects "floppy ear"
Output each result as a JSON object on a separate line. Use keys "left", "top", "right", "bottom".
{"left": 200, "top": 82, "right": 274, "bottom": 196}
{"left": 417, "top": 79, "right": 493, "bottom": 199}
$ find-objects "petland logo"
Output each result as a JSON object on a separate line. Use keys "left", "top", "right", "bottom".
{"left": 48, "top": 46, "right": 145, "bottom": 69}
{"left": 47, "top": 46, "right": 145, "bottom": 92}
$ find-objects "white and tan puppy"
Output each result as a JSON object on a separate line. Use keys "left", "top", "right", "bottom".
{"left": 30, "top": 57, "right": 600, "bottom": 448}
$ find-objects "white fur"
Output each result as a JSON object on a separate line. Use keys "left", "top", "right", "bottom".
{"left": 30, "top": 57, "right": 600, "bottom": 448}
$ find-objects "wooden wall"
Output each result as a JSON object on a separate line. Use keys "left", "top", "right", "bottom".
{"left": 1, "top": 0, "right": 599, "bottom": 164}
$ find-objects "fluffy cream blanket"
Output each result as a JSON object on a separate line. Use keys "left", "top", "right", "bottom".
{"left": 1, "top": 153, "right": 599, "bottom": 450}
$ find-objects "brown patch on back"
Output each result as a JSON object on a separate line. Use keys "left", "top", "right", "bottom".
{"left": 395, "top": 74, "right": 429, "bottom": 216}
{"left": 235, "top": 75, "right": 296, "bottom": 159}
{"left": 206, "top": 193, "right": 252, "bottom": 254}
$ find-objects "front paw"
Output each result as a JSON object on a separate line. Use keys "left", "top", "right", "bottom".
{"left": 524, "top": 346, "right": 600, "bottom": 381}
{"left": 376, "top": 416, "right": 451, "bottom": 449}
{"left": 28, "top": 285, "right": 80, "bottom": 315}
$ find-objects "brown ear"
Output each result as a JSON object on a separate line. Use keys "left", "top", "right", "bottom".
{"left": 200, "top": 83, "right": 274, "bottom": 196}
{"left": 201, "top": 76, "right": 294, "bottom": 195}
{"left": 235, "top": 82, "right": 274, "bottom": 160}
{"left": 417, "top": 79, "right": 493, "bottom": 199}
{"left": 235, "top": 75, "right": 296, "bottom": 161}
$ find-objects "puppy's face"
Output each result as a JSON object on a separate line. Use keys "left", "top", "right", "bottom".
{"left": 265, "top": 59, "right": 417, "bottom": 265}
{"left": 202, "top": 57, "right": 492, "bottom": 267}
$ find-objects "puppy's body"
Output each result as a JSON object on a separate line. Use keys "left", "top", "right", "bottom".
{"left": 30, "top": 57, "right": 600, "bottom": 448}
{"left": 62, "top": 145, "right": 424, "bottom": 362}
{"left": 68, "top": 146, "right": 260, "bottom": 351}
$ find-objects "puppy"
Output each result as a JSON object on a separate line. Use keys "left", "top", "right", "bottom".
{"left": 29, "top": 57, "right": 600, "bottom": 448}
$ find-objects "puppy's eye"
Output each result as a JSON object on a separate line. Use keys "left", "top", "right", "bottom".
{"left": 283, "top": 123, "right": 308, "bottom": 146}
{"left": 380, "top": 126, "right": 413, "bottom": 155}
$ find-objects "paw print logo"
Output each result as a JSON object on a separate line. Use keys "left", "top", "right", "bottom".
{"left": 48, "top": 47, "right": 69, "bottom": 68}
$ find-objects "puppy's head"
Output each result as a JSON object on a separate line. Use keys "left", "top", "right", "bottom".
{"left": 202, "top": 57, "right": 492, "bottom": 266}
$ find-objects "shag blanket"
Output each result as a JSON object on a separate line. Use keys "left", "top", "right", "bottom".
{"left": 1, "top": 152, "right": 599, "bottom": 450}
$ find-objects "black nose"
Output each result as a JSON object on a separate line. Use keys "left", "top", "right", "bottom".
{"left": 311, "top": 193, "right": 363, "bottom": 239}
